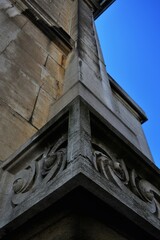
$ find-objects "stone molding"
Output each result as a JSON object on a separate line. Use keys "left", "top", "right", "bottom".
{"left": 93, "top": 149, "right": 160, "bottom": 219}
{"left": 6, "top": 0, "right": 115, "bottom": 20}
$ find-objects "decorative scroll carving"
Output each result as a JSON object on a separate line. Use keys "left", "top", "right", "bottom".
{"left": 11, "top": 136, "right": 67, "bottom": 207}
{"left": 11, "top": 161, "right": 37, "bottom": 206}
{"left": 41, "top": 147, "right": 67, "bottom": 183}
{"left": 92, "top": 146, "right": 160, "bottom": 219}
{"left": 93, "top": 151, "right": 129, "bottom": 189}
{"left": 41, "top": 134, "right": 67, "bottom": 183}
{"left": 131, "top": 169, "right": 160, "bottom": 219}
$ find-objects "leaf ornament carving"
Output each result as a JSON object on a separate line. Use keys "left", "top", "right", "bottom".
{"left": 41, "top": 147, "right": 67, "bottom": 183}
{"left": 93, "top": 151, "right": 129, "bottom": 189}
{"left": 11, "top": 161, "right": 37, "bottom": 207}
{"left": 131, "top": 169, "right": 160, "bottom": 219}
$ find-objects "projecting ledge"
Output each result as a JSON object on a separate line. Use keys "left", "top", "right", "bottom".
{"left": 108, "top": 74, "right": 148, "bottom": 123}
{"left": 0, "top": 96, "right": 160, "bottom": 238}
{"left": 94, "top": 0, "right": 116, "bottom": 19}
{"left": 74, "top": 0, "right": 115, "bottom": 19}
{"left": 49, "top": 81, "right": 152, "bottom": 161}
{"left": 0, "top": 160, "right": 160, "bottom": 239}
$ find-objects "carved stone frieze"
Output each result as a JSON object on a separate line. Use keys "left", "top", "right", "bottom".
{"left": 92, "top": 146, "right": 160, "bottom": 220}
{"left": 93, "top": 150, "right": 129, "bottom": 190}
{"left": 11, "top": 161, "right": 37, "bottom": 206}
{"left": 41, "top": 147, "right": 67, "bottom": 183}
{"left": 11, "top": 135, "right": 67, "bottom": 207}
{"left": 131, "top": 169, "right": 160, "bottom": 219}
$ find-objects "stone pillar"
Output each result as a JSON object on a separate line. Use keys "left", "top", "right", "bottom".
{"left": 60, "top": 0, "right": 115, "bottom": 112}
{"left": 67, "top": 98, "right": 92, "bottom": 164}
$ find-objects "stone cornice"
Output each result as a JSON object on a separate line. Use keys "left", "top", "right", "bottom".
{"left": 79, "top": 0, "right": 115, "bottom": 19}
{"left": 94, "top": 0, "right": 116, "bottom": 19}
{"left": 108, "top": 74, "right": 148, "bottom": 123}
{"left": 10, "top": 0, "right": 115, "bottom": 20}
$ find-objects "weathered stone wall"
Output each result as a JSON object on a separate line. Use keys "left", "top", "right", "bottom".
{"left": 0, "top": 2, "right": 69, "bottom": 161}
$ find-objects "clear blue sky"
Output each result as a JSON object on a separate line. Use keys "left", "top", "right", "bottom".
{"left": 96, "top": 0, "right": 160, "bottom": 167}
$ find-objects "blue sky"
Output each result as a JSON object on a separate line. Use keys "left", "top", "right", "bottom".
{"left": 96, "top": 0, "right": 160, "bottom": 167}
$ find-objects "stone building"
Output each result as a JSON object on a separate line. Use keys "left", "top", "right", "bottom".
{"left": 0, "top": 0, "right": 160, "bottom": 239}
